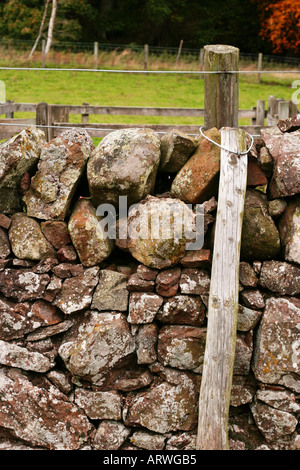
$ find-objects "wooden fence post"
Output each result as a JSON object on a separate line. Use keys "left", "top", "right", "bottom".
{"left": 196, "top": 127, "right": 248, "bottom": 450}
{"left": 144, "top": 44, "right": 149, "bottom": 73}
{"left": 199, "top": 48, "right": 204, "bottom": 79}
{"left": 278, "top": 100, "right": 289, "bottom": 120}
{"left": 47, "top": 105, "right": 69, "bottom": 140}
{"left": 204, "top": 44, "right": 239, "bottom": 129}
{"left": 5, "top": 100, "right": 14, "bottom": 119}
{"left": 257, "top": 52, "right": 263, "bottom": 84}
{"left": 36, "top": 102, "right": 49, "bottom": 140}
{"left": 175, "top": 39, "right": 183, "bottom": 69}
{"left": 94, "top": 42, "right": 98, "bottom": 69}
{"left": 81, "top": 102, "right": 89, "bottom": 124}
{"left": 42, "top": 40, "right": 46, "bottom": 68}
{"left": 256, "top": 99, "right": 265, "bottom": 126}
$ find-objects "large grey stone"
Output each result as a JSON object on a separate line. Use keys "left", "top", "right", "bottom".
{"left": 23, "top": 129, "right": 94, "bottom": 220}
{"left": 0, "top": 126, "right": 45, "bottom": 214}
{"left": 91, "top": 269, "right": 129, "bottom": 312}
{"left": 68, "top": 199, "right": 114, "bottom": 267}
{"left": 9, "top": 213, "right": 55, "bottom": 260}
{"left": 87, "top": 128, "right": 161, "bottom": 209}
{"left": 278, "top": 196, "right": 300, "bottom": 265}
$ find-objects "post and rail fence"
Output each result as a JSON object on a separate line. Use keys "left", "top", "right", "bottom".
{"left": 0, "top": 95, "right": 297, "bottom": 141}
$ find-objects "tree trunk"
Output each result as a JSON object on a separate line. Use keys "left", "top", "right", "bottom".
{"left": 29, "top": 0, "right": 50, "bottom": 58}
{"left": 45, "top": 0, "right": 57, "bottom": 56}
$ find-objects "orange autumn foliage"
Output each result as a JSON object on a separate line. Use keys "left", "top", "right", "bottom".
{"left": 259, "top": 0, "right": 300, "bottom": 53}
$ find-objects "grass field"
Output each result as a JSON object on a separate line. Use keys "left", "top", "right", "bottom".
{"left": 0, "top": 48, "right": 298, "bottom": 144}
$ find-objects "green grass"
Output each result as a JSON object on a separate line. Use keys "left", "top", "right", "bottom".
{"left": 0, "top": 68, "right": 297, "bottom": 133}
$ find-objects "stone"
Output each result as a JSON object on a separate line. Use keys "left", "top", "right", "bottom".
{"left": 258, "top": 146, "right": 273, "bottom": 176}
{"left": 278, "top": 196, "right": 300, "bottom": 265}
{"left": 155, "top": 267, "right": 181, "bottom": 297}
{"left": 47, "top": 369, "right": 73, "bottom": 395}
{"left": 268, "top": 198, "right": 287, "bottom": 218}
{"left": 130, "top": 430, "right": 166, "bottom": 450}
{"left": 59, "top": 311, "right": 136, "bottom": 386}
{"left": 241, "top": 189, "right": 281, "bottom": 260}
{"left": 239, "top": 262, "right": 258, "bottom": 287}
{"left": 180, "top": 248, "right": 211, "bottom": 269}
{"left": 136, "top": 264, "right": 158, "bottom": 281}
{"left": 121, "top": 196, "right": 198, "bottom": 269}
{"left": 277, "top": 113, "right": 300, "bottom": 133}
{"left": 0, "top": 214, "right": 11, "bottom": 230}
{"left": 157, "top": 325, "right": 206, "bottom": 373}
{"left": 42, "top": 274, "right": 62, "bottom": 302}
{"left": 0, "top": 366, "right": 93, "bottom": 449}
{"left": 237, "top": 304, "right": 262, "bottom": 332}
{"left": 102, "top": 367, "right": 153, "bottom": 392}
{"left": 0, "top": 296, "right": 60, "bottom": 341}
{"left": 54, "top": 267, "right": 99, "bottom": 315}
{"left": 256, "top": 388, "right": 300, "bottom": 414}
{"left": 87, "top": 128, "right": 161, "bottom": 209}
{"left": 57, "top": 245, "right": 77, "bottom": 263}
{"left": 74, "top": 389, "right": 122, "bottom": 420}
{"left": 234, "top": 331, "right": 253, "bottom": 376}
{"left": 52, "top": 263, "right": 84, "bottom": 279}
{"left": 123, "top": 375, "right": 198, "bottom": 433}
{"left": 240, "top": 289, "right": 265, "bottom": 310}
{"left": 0, "top": 227, "right": 10, "bottom": 259}
{"left": 259, "top": 261, "right": 300, "bottom": 295}
{"left": 128, "top": 292, "right": 163, "bottom": 324}
{"left": 91, "top": 269, "right": 128, "bottom": 312}
{"left": 247, "top": 154, "right": 268, "bottom": 187}
{"left": 40, "top": 220, "right": 71, "bottom": 249}
{"left": 0, "top": 126, "right": 45, "bottom": 214}
{"left": 261, "top": 127, "right": 300, "bottom": 198}
{"left": 157, "top": 295, "right": 206, "bottom": 326}
{"left": 136, "top": 323, "right": 158, "bottom": 364}
{"left": 68, "top": 199, "right": 114, "bottom": 267}
{"left": 33, "top": 257, "right": 59, "bottom": 274}
{"left": 23, "top": 128, "right": 94, "bottom": 220}
{"left": 252, "top": 297, "right": 300, "bottom": 387}
{"left": 179, "top": 268, "right": 210, "bottom": 295}
{"left": 251, "top": 399, "right": 298, "bottom": 443}
{"left": 166, "top": 432, "right": 197, "bottom": 450}
{"left": 170, "top": 127, "right": 221, "bottom": 204}
{"left": 25, "top": 319, "right": 74, "bottom": 342}
{"left": 230, "top": 375, "right": 256, "bottom": 407}
{"left": 9, "top": 213, "right": 55, "bottom": 261}
{"left": 127, "top": 273, "right": 155, "bottom": 292}
{"left": 93, "top": 421, "right": 131, "bottom": 450}
{"left": 159, "top": 130, "right": 197, "bottom": 173}
{"left": 0, "top": 340, "right": 54, "bottom": 372}
{"left": 0, "top": 269, "right": 50, "bottom": 302}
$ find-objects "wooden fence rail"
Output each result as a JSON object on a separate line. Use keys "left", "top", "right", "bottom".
{"left": 0, "top": 97, "right": 298, "bottom": 141}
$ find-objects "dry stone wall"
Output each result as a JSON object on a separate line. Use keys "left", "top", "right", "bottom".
{"left": 0, "top": 125, "right": 299, "bottom": 451}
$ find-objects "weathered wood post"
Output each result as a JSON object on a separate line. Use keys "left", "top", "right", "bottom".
{"left": 257, "top": 52, "right": 263, "bottom": 84}
{"left": 94, "top": 42, "right": 98, "bottom": 69}
{"left": 175, "top": 39, "right": 183, "bottom": 69}
{"left": 47, "top": 105, "right": 69, "bottom": 140}
{"left": 144, "top": 44, "right": 149, "bottom": 73}
{"left": 36, "top": 102, "right": 49, "bottom": 140}
{"left": 256, "top": 99, "right": 265, "bottom": 126}
{"left": 199, "top": 48, "right": 204, "bottom": 79}
{"left": 81, "top": 102, "right": 90, "bottom": 124}
{"left": 278, "top": 100, "right": 289, "bottom": 120}
{"left": 204, "top": 45, "right": 239, "bottom": 129}
{"left": 42, "top": 39, "right": 46, "bottom": 68}
{"left": 196, "top": 127, "right": 248, "bottom": 450}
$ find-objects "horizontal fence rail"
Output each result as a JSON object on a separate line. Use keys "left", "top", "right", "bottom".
{"left": 0, "top": 96, "right": 297, "bottom": 141}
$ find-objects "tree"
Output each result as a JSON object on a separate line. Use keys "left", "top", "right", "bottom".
{"left": 29, "top": 0, "right": 50, "bottom": 57}
{"left": 258, "top": 0, "right": 300, "bottom": 54}
{"left": 45, "top": 0, "right": 57, "bottom": 55}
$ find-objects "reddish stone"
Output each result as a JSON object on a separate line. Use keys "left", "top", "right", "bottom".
{"left": 247, "top": 154, "right": 268, "bottom": 187}
{"left": 0, "top": 214, "right": 11, "bottom": 230}
{"left": 101, "top": 367, "right": 154, "bottom": 392}
{"left": 156, "top": 283, "right": 179, "bottom": 297}
{"left": 128, "top": 292, "right": 163, "bottom": 324}
{"left": 180, "top": 249, "right": 211, "bottom": 268}
{"left": 30, "top": 300, "right": 63, "bottom": 325}
{"left": 137, "top": 264, "right": 158, "bottom": 281}
{"left": 41, "top": 220, "right": 71, "bottom": 249}
{"left": 157, "top": 295, "right": 206, "bottom": 326}
{"left": 52, "top": 263, "right": 84, "bottom": 279}
{"left": 57, "top": 245, "right": 77, "bottom": 263}
{"left": 179, "top": 268, "right": 210, "bottom": 295}
{"left": 156, "top": 267, "right": 181, "bottom": 295}
{"left": 33, "top": 257, "right": 59, "bottom": 274}
{"left": 19, "top": 172, "right": 31, "bottom": 195}
{"left": 127, "top": 273, "right": 155, "bottom": 292}
{"left": 136, "top": 323, "right": 158, "bottom": 364}
{"left": 0, "top": 269, "right": 50, "bottom": 302}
